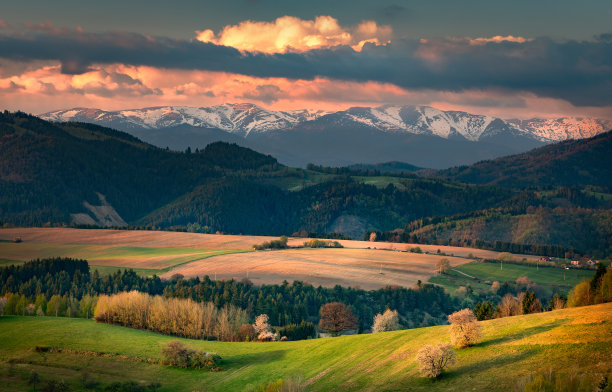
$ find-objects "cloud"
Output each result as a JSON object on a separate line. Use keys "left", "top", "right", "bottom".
{"left": 241, "top": 84, "right": 282, "bottom": 103}
{"left": 0, "top": 24, "right": 611, "bottom": 106}
{"left": 196, "top": 16, "right": 391, "bottom": 53}
{"left": 468, "top": 35, "right": 532, "bottom": 45}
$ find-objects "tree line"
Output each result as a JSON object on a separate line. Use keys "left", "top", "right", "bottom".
{"left": 0, "top": 258, "right": 459, "bottom": 331}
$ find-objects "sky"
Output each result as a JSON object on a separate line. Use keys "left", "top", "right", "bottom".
{"left": 1, "top": 0, "right": 611, "bottom": 119}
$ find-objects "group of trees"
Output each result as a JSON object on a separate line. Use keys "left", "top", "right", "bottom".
{"left": 415, "top": 308, "right": 482, "bottom": 379}
{"left": 1, "top": 258, "right": 461, "bottom": 340}
{"left": 567, "top": 263, "right": 612, "bottom": 306}
{"left": 94, "top": 291, "right": 248, "bottom": 341}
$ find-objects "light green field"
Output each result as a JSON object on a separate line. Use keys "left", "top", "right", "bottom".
{"left": 429, "top": 261, "right": 595, "bottom": 296}
{"left": 0, "top": 242, "right": 246, "bottom": 276}
{"left": 0, "top": 303, "right": 610, "bottom": 391}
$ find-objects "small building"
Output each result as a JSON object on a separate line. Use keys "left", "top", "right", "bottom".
{"left": 571, "top": 260, "right": 581, "bottom": 266}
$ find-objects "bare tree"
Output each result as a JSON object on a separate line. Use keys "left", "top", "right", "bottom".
{"left": 436, "top": 258, "right": 451, "bottom": 274}
{"left": 372, "top": 309, "right": 400, "bottom": 333}
{"left": 497, "top": 293, "right": 521, "bottom": 317}
{"left": 448, "top": 308, "right": 482, "bottom": 348}
{"left": 318, "top": 302, "right": 357, "bottom": 336}
{"left": 415, "top": 343, "right": 456, "bottom": 378}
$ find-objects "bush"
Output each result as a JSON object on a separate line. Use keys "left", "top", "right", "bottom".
{"left": 253, "top": 236, "right": 289, "bottom": 250}
{"left": 303, "top": 239, "right": 343, "bottom": 248}
{"left": 448, "top": 308, "right": 482, "bottom": 348}
{"left": 161, "top": 340, "right": 221, "bottom": 369}
{"left": 372, "top": 309, "right": 400, "bottom": 333}
{"left": 415, "top": 343, "right": 456, "bottom": 378}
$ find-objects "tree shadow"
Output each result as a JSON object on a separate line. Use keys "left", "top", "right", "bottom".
{"left": 479, "top": 319, "right": 566, "bottom": 347}
{"left": 224, "top": 349, "right": 288, "bottom": 369}
{"left": 444, "top": 349, "right": 534, "bottom": 380}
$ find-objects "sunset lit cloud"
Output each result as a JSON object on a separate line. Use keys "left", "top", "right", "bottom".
{"left": 195, "top": 16, "right": 391, "bottom": 53}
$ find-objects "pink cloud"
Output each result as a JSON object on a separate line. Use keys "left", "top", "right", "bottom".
{"left": 196, "top": 16, "right": 391, "bottom": 53}
{"left": 1, "top": 63, "right": 610, "bottom": 121}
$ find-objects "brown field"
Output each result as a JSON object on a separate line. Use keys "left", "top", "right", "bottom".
{"left": 0, "top": 227, "right": 538, "bottom": 260}
{"left": 161, "top": 248, "right": 471, "bottom": 290}
{"left": 0, "top": 227, "right": 538, "bottom": 288}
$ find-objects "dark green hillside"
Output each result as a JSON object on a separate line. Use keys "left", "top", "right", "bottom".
{"left": 0, "top": 111, "right": 279, "bottom": 226}
{"left": 1, "top": 112, "right": 611, "bottom": 257}
{"left": 438, "top": 130, "right": 612, "bottom": 188}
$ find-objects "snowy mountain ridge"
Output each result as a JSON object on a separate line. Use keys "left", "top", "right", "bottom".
{"left": 39, "top": 104, "right": 611, "bottom": 142}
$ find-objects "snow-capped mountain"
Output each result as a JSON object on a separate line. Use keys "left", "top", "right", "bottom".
{"left": 506, "top": 117, "right": 612, "bottom": 142}
{"left": 41, "top": 103, "right": 329, "bottom": 137}
{"left": 39, "top": 104, "right": 610, "bottom": 142}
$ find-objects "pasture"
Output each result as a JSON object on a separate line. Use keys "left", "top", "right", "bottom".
{"left": 0, "top": 303, "right": 610, "bottom": 391}
{"left": 429, "top": 261, "right": 595, "bottom": 296}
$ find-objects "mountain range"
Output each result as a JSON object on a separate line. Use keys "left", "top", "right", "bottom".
{"left": 1, "top": 111, "right": 610, "bottom": 255}
{"left": 39, "top": 104, "right": 612, "bottom": 169}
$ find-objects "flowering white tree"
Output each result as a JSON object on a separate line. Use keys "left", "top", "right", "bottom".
{"left": 372, "top": 309, "right": 400, "bottom": 333}
{"left": 448, "top": 308, "right": 482, "bottom": 348}
{"left": 415, "top": 343, "right": 456, "bottom": 378}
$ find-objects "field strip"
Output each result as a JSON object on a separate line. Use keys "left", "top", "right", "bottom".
{"left": 451, "top": 268, "right": 477, "bottom": 279}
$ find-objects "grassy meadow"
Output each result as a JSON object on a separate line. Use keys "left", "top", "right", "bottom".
{"left": 0, "top": 303, "right": 610, "bottom": 391}
{"left": 429, "top": 261, "right": 595, "bottom": 296}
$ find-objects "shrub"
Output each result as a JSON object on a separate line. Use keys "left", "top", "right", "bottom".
{"left": 161, "top": 341, "right": 221, "bottom": 369}
{"left": 415, "top": 343, "right": 456, "bottom": 378}
{"left": 303, "top": 239, "right": 343, "bottom": 248}
{"left": 372, "top": 309, "right": 400, "bottom": 333}
{"left": 253, "top": 236, "right": 289, "bottom": 250}
{"left": 448, "top": 308, "right": 482, "bottom": 348}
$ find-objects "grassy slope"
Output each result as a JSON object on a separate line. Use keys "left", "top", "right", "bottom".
{"left": 1, "top": 303, "right": 610, "bottom": 391}
{"left": 429, "top": 261, "right": 594, "bottom": 296}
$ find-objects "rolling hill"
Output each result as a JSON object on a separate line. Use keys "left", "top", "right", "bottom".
{"left": 437, "top": 130, "right": 612, "bottom": 188}
{"left": 0, "top": 303, "right": 610, "bottom": 391}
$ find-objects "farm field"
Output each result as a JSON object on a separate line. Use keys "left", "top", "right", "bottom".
{"left": 0, "top": 241, "right": 245, "bottom": 276}
{"left": 0, "top": 303, "right": 610, "bottom": 391}
{"left": 0, "top": 228, "right": 540, "bottom": 287}
{"left": 429, "top": 261, "right": 595, "bottom": 296}
{"left": 162, "top": 248, "right": 471, "bottom": 290}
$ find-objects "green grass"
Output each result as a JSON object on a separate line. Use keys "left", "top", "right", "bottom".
{"left": 429, "top": 261, "right": 594, "bottom": 296}
{"left": 0, "top": 304, "right": 610, "bottom": 391}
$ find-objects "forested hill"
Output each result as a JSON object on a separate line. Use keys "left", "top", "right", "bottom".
{"left": 437, "top": 130, "right": 612, "bottom": 188}
{"left": 1, "top": 111, "right": 610, "bottom": 257}
{"left": 0, "top": 111, "right": 280, "bottom": 226}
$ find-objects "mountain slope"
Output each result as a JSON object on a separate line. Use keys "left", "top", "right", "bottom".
{"left": 438, "top": 130, "right": 612, "bottom": 188}
{"left": 39, "top": 104, "right": 611, "bottom": 169}
{"left": 0, "top": 112, "right": 278, "bottom": 226}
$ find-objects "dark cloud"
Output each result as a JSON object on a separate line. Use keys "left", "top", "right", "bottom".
{"left": 1, "top": 27, "right": 611, "bottom": 106}
{"left": 241, "top": 84, "right": 282, "bottom": 103}
{"left": 378, "top": 4, "right": 408, "bottom": 20}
